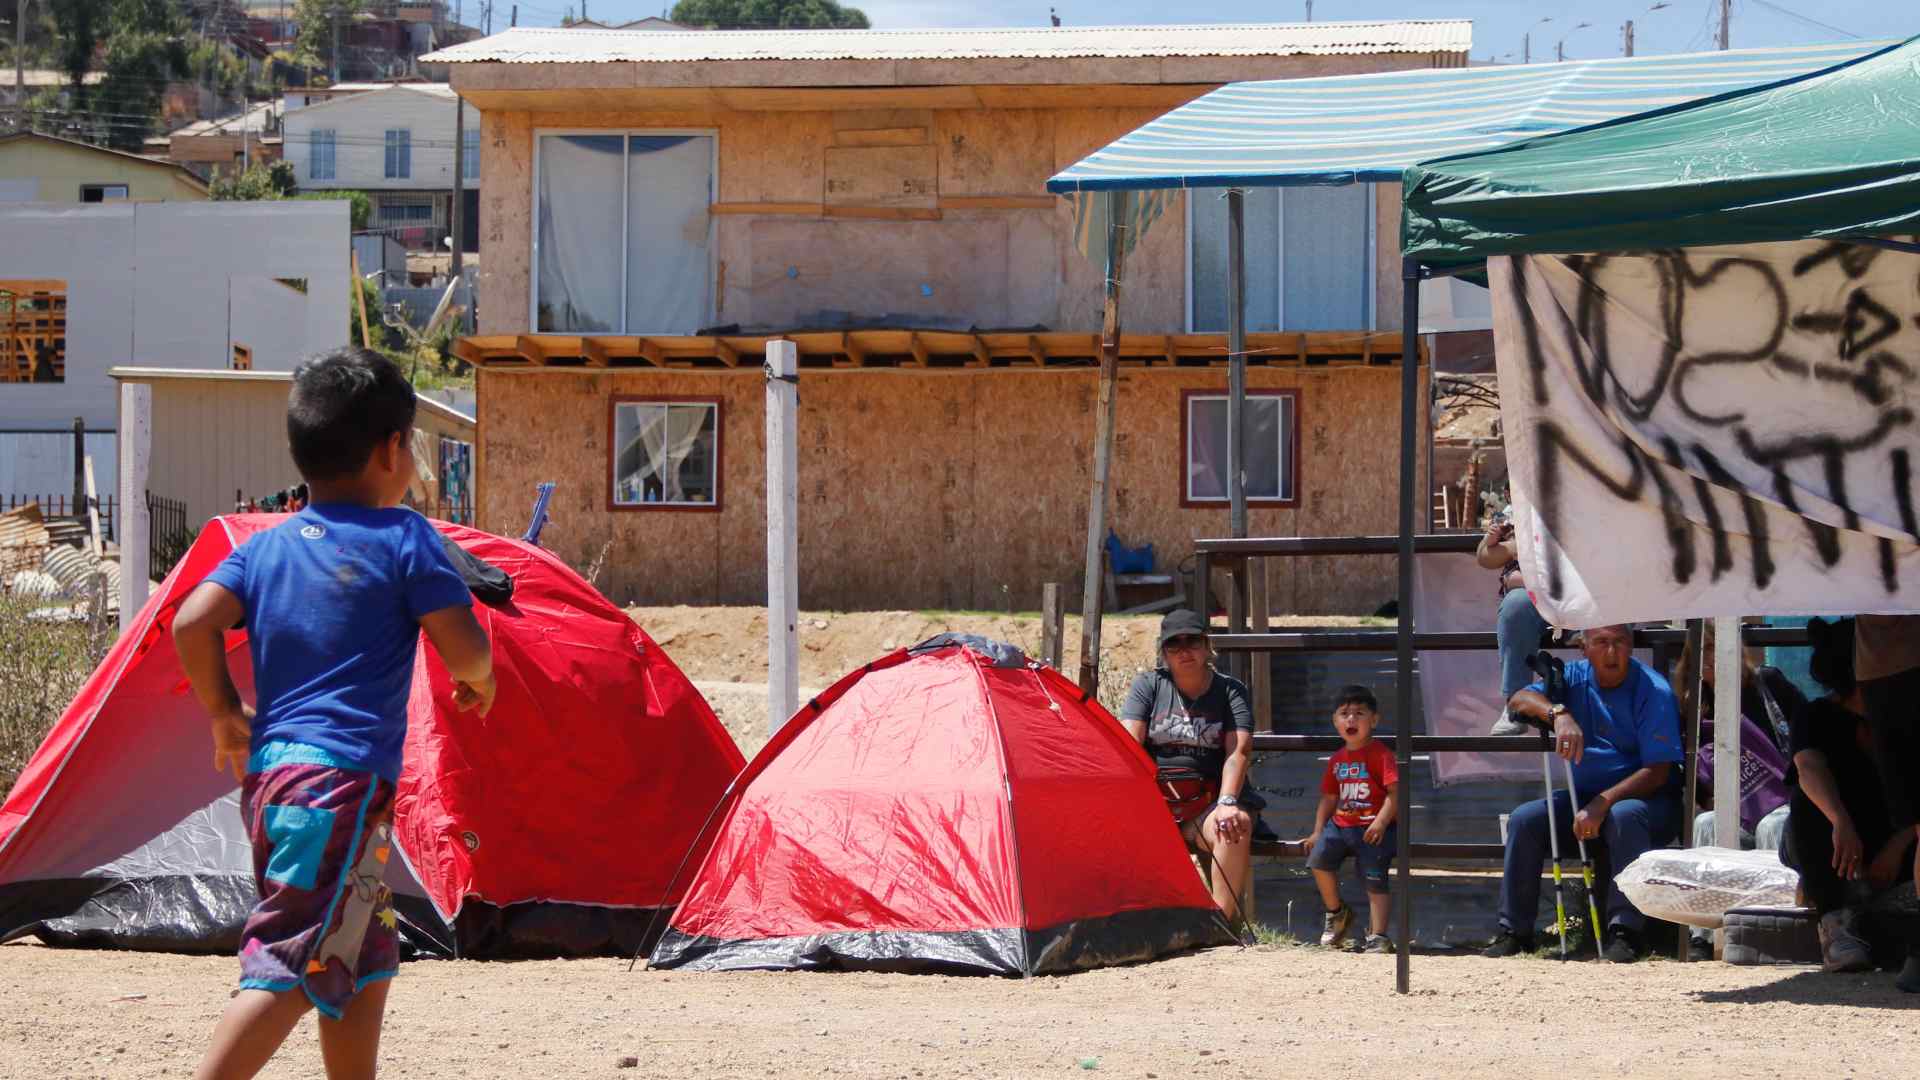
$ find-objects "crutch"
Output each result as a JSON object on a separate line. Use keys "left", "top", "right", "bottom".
{"left": 1540, "top": 748, "right": 1572, "bottom": 960}
{"left": 1562, "top": 753, "right": 1607, "bottom": 961}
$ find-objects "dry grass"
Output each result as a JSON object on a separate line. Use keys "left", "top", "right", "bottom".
{"left": 0, "top": 596, "right": 106, "bottom": 795}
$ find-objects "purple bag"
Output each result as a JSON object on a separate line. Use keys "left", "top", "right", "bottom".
{"left": 1696, "top": 713, "right": 1791, "bottom": 836}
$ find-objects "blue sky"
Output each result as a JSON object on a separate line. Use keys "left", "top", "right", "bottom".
{"left": 502, "top": 1, "right": 1912, "bottom": 62}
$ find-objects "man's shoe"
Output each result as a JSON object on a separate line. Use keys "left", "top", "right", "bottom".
{"left": 1320, "top": 904, "right": 1354, "bottom": 948}
{"left": 1897, "top": 953, "right": 1920, "bottom": 994}
{"left": 1482, "top": 930, "right": 1534, "bottom": 958}
{"left": 1819, "top": 910, "right": 1874, "bottom": 974}
{"left": 1687, "top": 934, "right": 1713, "bottom": 963}
{"left": 1489, "top": 707, "right": 1531, "bottom": 736}
{"left": 1361, "top": 933, "right": 1395, "bottom": 955}
{"left": 1602, "top": 927, "right": 1642, "bottom": 964}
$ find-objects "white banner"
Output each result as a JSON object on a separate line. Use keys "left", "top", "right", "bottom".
{"left": 1491, "top": 241, "right": 1920, "bottom": 627}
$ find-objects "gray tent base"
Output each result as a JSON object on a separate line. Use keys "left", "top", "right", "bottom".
{"left": 0, "top": 875, "right": 670, "bottom": 960}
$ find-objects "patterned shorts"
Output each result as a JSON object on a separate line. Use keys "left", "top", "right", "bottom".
{"left": 237, "top": 741, "right": 400, "bottom": 1019}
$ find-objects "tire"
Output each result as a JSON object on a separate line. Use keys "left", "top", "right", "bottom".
{"left": 1721, "top": 906, "right": 1821, "bottom": 966}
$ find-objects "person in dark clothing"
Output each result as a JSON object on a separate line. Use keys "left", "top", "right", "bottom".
{"left": 1780, "top": 618, "right": 1912, "bottom": 972}
{"left": 1119, "top": 609, "right": 1261, "bottom": 926}
{"left": 1852, "top": 615, "right": 1920, "bottom": 992}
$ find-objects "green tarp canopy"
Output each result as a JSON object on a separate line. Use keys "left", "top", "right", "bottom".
{"left": 1402, "top": 36, "right": 1920, "bottom": 267}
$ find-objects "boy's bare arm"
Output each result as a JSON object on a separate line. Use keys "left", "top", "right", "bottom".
{"left": 419, "top": 605, "right": 496, "bottom": 714}
{"left": 174, "top": 582, "right": 252, "bottom": 780}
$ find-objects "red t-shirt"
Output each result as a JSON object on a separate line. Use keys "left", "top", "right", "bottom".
{"left": 1322, "top": 740, "right": 1399, "bottom": 827}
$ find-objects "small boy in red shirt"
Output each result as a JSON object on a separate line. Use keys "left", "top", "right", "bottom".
{"left": 1299, "top": 685, "right": 1400, "bottom": 953}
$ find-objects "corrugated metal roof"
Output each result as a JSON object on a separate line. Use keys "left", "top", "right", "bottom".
{"left": 424, "top": 20, "right": 1471, "bottom": 64}
{"left": 1047, "top": 40, "right": 1889, "bottom": 191}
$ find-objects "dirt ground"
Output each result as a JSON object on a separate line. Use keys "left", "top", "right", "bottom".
{"left": 6, "top": 939, "right": 1916, "bottom": 1080}
{"left": 631, "top": 605, "right": 1388, "bottom": 757}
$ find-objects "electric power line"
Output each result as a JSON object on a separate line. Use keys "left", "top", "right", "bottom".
{"left": 1746, "top": 0, "right": 1860, "bottom": 39}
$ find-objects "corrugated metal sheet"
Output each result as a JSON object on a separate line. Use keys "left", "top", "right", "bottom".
{"left": 1046, "top": 40, "right": 1889, "bottom": 191}
{"left": 424, "top": 20, "right": 1471, "bottom": 64}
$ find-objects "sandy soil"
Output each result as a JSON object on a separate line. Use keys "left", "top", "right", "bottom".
{"left": 5, "top": 939, "right": 1916, "bottom": 1080}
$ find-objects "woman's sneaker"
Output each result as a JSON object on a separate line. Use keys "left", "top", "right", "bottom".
{"left": 1320, "top": 904, "right": 1354, "bottom": 948}
{"left": 1819, "top": 910, "right": 1874, "bottom": 974}
{"left": 1361, "top": 933, "right": 1395, "bottom": 955}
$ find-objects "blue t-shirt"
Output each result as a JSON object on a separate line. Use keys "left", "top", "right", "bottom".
{"left": 1526, "top": 658, "right": 1684, "bottom": 802}
{"left": 204, "top": 504, "right": 472, "bottom": 781}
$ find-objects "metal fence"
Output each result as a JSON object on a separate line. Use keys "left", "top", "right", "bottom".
{"left": 147, "top": 492, "right": 192, "bottom": 579}
{"left": 2, "top": 493, "right": 116, "bottom": 542}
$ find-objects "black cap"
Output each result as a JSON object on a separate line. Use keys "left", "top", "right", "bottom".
{"left": 1157, "top": 608, "right": 1209, "bottom": 648}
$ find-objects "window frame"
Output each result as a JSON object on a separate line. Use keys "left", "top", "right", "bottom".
{"left": 1182, "top": 184, "right": 1377, "bottom": 333}
{"left": 605, "top": 394, "right": 724, "bottom": 513}
{"left": 310, "top": 128, "right": 336, "bottom": 180}
{"left": 1177, "top": 388, "right": 1301, "bottom": 510}
{"left": 461, "top": 127, "right": 479, "bottom": 181}
{"left": 79, "top": 184, "right": 130, "bottom": 202}
{"left": 528, "top": 127, "right": 720, "bottom": 334}
{"left": 384, "top": 128, "right": 411, "bottom": 180}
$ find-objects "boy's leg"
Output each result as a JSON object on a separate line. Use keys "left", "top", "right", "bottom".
{"left": 1310, "top": 867, "right": 1343, "bottom": 912}
{"left": 318, "top": 977, "right": 391, "bottom": 1080}
{"left": 1358, "top": 824, "right": 1395, "bottom": 937}
{"left": 194, "top": 988, "right": 312, "bottom": 1080}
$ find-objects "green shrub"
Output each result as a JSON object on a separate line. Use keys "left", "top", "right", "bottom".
{"left": 0, "top": 598, "right": 102, "bottom": 796}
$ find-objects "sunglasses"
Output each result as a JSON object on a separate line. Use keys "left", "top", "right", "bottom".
{"left": 1163, "top": 635, "right": 1209, "bottom": 653}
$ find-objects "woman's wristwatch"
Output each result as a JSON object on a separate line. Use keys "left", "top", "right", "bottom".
{"left": 1218, "top": 793, "right": 1239, "bottom": 808}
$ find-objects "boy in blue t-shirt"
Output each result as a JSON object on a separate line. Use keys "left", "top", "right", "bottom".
{"left": 174, "top": 348, "right": 495, "bottom": 1079}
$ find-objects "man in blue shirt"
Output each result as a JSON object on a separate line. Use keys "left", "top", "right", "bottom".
{"left": 1484, "top": 623, "right": 1684, "bottom": 963}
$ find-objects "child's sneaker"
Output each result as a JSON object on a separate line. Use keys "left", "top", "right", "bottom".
{"left": 1320, "top": 904, "right": 1354, "bottom": 948}
{"left": 1361, "top": 933, "right": 1394, "bottom": 955}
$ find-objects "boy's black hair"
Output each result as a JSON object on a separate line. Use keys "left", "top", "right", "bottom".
{"left": 1806, "top": 617, "right": 1857, "bottom": 697}
{"left": 1334, "top": 684, "right": 1379, "bottom": 713}
{"left": 287, "top": 348, "right": 417, "bottom": 483}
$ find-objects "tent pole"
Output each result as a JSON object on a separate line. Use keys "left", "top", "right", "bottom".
{"left": 1226, "top": 188, "right": 1249, "bottom": 681}
{"left": 1394, "top": 256, "right": 1421, "bottom": 994}
{"left": 1078, "top": 190, "right": 1128, "bottom": 695}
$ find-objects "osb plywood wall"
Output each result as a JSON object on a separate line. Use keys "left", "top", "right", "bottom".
{"left": 473, "top": 105, "right": 1404, "bottom": 337}
{"left": 478, "top": 366, "right": 1427, "bottom": 614}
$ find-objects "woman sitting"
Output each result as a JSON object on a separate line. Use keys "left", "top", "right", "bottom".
{"left": 1784, "top": 617, "right": 1917, "bottom": 974}
{"left": 1118, "top": 609, "right": 1265, "bottom": 928}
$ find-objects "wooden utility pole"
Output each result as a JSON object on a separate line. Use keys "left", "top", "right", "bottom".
{"left": 510, "top": 4, "right": 517, "bottom": 26}
{"left": 12, "top": 0, "right": 28, "bottom": 132}
{"left": 450, "top": 96, "right": 465, "bottom": 280}
{"left": 1718, "top": 0, "right": 1730, "bottom": 50}
{"left": 765, "top": 339, "right": 800, "bottom": 735}
{"left": 1077, "top": 190, "right": 1128, "bottom": 696}
{"left": 119, "top": 383, "right": 152, "bottom": 630}
{"left": 1522, "top": 32, "right": 1530, "bottom": 64}
{"left": 1623, "top": 20, "right": 1635, "bottom": 57}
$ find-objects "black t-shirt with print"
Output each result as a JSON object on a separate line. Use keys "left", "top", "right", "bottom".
{"left": 1119, "top": 668, "right": 1255, "bottom": 793}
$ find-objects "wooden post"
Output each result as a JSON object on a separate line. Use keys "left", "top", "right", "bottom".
{"left": 1041, "top": 582, "right": 1064, "bottom": 670}
{"left": 1077, "top": 190, "right": 1128, "bottom": 696}
{"left": 118, "top": 381, "right": 152, "bottom": 631}
{"left": 765, "top": 339, "right": 800, "bottom": 736}
{"left": 1225, "top": 188, "right": 1249, "bottom": 683}
{"left": 71, "top": 416, "right": 85, "bottom": 509}
{"left": 82, "top": 456, "right": 101, "bottom": 558}
{"left": 1712, "top": 616, "right": 1742, "bottom": 851}
{"left": 351, "top": 250, "right": 372, "bottom": 348}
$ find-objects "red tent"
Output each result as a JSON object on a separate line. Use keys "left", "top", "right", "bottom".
{"left": 0, "top": 515, "right": 744, "bottom": 958}
{"left": 649, "top": 635, "right": 1235, "bottom": 975}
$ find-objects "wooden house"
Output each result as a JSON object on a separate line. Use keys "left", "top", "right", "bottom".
{"left": 430, "top": 22, "right": 1465, "bottom": 612}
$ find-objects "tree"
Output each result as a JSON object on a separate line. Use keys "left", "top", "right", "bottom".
{"left": 209, "top": 160, "right": 298, "bottom": 200}
{"left": 669, "top": 0, "right": 870, "bottom": 30}
{"left": 46, "top": 0, "right": 188, "bottom": 151}
{"left": 293, "top": 0, "right": 363, "bottom": 80}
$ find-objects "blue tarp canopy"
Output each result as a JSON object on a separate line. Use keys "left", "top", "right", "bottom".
{"left": 1045, "top": 40, "right": 1887, "bottom": 193}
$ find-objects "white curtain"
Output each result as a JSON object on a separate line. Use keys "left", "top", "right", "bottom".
{"left": 615, "top": 403, "right": 713, "bottom": 504}
{"left": 1190, "top": 185, "right": 1368, "bottom": 332}
{"left": 625, "top": 136, "right": 714, "bottom": 334}
{"left": 537, "top": 135, "right": 624, "bottom": 333}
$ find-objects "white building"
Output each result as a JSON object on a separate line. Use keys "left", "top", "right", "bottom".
{"left": 282, "top": 83, "right": 480, "bottom": 252}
